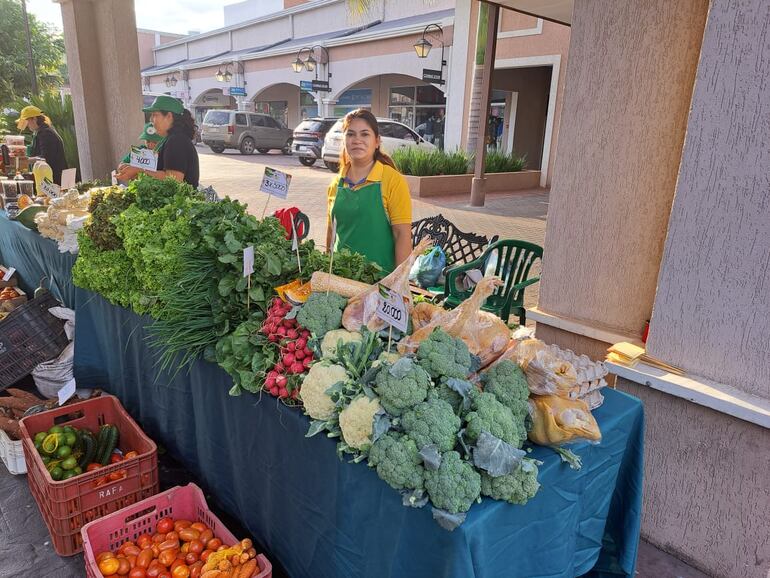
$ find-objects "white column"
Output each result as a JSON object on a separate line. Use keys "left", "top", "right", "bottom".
{"left": 443, "top": 0, "right": 472, "bottom": 150}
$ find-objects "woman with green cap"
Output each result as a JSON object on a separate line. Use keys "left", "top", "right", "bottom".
{"left": 116, "top": 96, "right": 199, "bottom": 187}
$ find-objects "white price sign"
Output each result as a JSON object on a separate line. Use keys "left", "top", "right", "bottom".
{"left": 376, "top": 284, "right": 409, "bottom": 333}
{"left": 243, "top": 245, "right": 254, "bottom": 277}
{"left": 39, "top": 179, "right": 60, "bottom": 198}
{"left": 260, "top": 167, "right": 291, "bottom": 200}
{"left": 129, "top": 146, "right": 158, "bottom": 171}
{"left": 2, "top": 267, "right": 15, "bottom": 282}
{"left": 57, "top": 378, "right": 76, "bottom": 406}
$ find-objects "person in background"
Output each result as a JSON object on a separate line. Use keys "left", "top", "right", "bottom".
{"left": 115, "top": 96, "right": 199, "bottom": 187}
{"left": 115, "top": 122, "right": 165, "bottom": 185}
{"left": 423, "top": 113, "right": 435, "bottom": 144}
{"left": 326, "top": 108, "right": 412, "bottom": 273}
{"left": 16, "top": 106, "right": 67, "bottom": 185}
{"left": 433, "top": 109, "right": 445, "bottom": 150}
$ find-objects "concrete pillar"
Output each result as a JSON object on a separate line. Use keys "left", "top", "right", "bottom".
{"left": 58, "top": 0, "right": 145, "bottom": 181}
{"left": 531, "top": 0, "right": 709, "bottom": 357}
{"left": 443, "top": 0, "right": 473, "bottom": 151}
{"left": 646, "top": 0, "right": 770, "bottom": 400}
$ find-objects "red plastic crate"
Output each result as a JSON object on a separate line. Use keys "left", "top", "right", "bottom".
{"left": 19, "top": 395, "right": 159, "bottom": 555}
{"left": 82, "top": 484, "right": 272, "bottom": 578}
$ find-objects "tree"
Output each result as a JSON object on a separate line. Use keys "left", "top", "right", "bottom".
{"left": 0, "top": 0, "right": 66, "bottom": 104}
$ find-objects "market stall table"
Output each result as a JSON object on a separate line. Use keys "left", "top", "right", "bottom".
{"left": 0, "top": 212, "right": 644, "bottom": 578}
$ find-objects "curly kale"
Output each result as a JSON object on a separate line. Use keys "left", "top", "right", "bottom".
{"left": 368, "top": 432, "right": 425, "bottom": 491}
{"left": 464, "top": 391, "right": 527, "bottom": 448}
{"left": 482, "top": 360, "right": 530, "bottom": 419}
{"left": 480, "top": 459, "right": 540, "bottom": 505}
{"left": 297, "top": 292, "right": 348, "bottom": 337}
{"left": 424, "top": 451, "right": 481, "bottom": 514}
{"left": 374, "top": 358, "right": 431, "bottom": 417}
{"left": 416, "top": 328, "right": 472, "bottom": 380}
{"left": 401, "top": 398, "right": 461, "bottom": 452}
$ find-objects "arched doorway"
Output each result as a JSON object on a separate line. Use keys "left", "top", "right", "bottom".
{"left": 192, "top": 89, "right": 236, "bottom": 126}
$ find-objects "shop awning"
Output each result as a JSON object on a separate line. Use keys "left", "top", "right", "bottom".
{"left": 485, "top": 0, "right": 572, "bottom": 26}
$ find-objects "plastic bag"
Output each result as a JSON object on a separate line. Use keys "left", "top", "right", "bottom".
{"left": 32, "top": 341, "right": 74, "bottom": 399}
{"left": 527, "top": 395, "right": 601, "bottom": 446}
{"left": 409, "top": 245, "right": 446, "bottom": 289}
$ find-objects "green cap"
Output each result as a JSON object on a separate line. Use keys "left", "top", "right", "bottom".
{"left": 142, "top": 95, "right": 184, "bottom": 115}
{"left": 139, "top": 122, "right": 163, "bottom": 142}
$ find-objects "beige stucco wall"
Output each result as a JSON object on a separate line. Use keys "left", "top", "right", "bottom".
{"left": 617, "top": 378, "right": 770, "bottom": 578}
{"left": 536, "top": 0, "right": 709, "bottom": 337}
{"left": 137, "top": 31, "right": 156, "bottom": 71}
{"left": 645, "top": 0, "right": 770, "bottom": 401}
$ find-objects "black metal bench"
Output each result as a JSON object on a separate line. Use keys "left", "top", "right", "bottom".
{"left": 411, "top": 213, "right": 498, "bottom": 267}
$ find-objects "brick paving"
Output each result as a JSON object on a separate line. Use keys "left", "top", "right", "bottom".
{"left": 197, "top": 146, "right": 547, "bottom": 310}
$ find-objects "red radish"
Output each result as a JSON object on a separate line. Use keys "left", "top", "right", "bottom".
{"left": 301, "top": 330, "right": 310, "bottom": 338}
{"left": 274, "top": 362, "right": 285, "bottom": 373}
{"left": 275, "top": 375, "right": 287, "bottom": 388}
{"left": 276, "top": 326, "right": 287, "bottom": 336}
{"left": 268, "top": 334, "right": 279, "bottom": 343}
{"left": 303, "top": 357, "right": 312, "bottom": 369}
{"left": 270, "top": 386, "right": 280, "bottom": 396}
{"left": 295, "top": 349, "right": 305, "bottom": 361}
{"left": 290, "top": 362, "right": 305, "bottom": 374}
{"left": 283, "top": 353, "right": 296, "bottom": 366}
{"left": 304, "top": 347, "right": 313, "bottom": 357}
{"left": 265, "top": 377, "right": 276, "bottom": 388}
{"left": 287, "top": 329, "right": 299, "bottom": 340}
{"left": 267, "top": 370, "right": 278, "bottom": 380}
{"left": 286, "top": 341, "right": 296, "bottom": 352}
{"left": 295, "top": 337, "right": 307, "bottom": 349}
{"left": 279, "top": 388, "right": 289, "bottom": 399}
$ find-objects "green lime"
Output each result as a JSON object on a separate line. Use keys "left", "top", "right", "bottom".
{"left": 73, "top": 466, "right": 82, "bottom": 475}
{"left": 56, "top": 445, "right": 72, "bottom": 459}
{"left": 62, "top": 425, "right": 75, "bottom": 434}
{"left": 41, "top": 456, "right": 51, "bottom": 465}
{"left": 61, "top": 469, "right": 77, "bottom": 480}
{"left": 61, "top": 456, "right": 77, "bottom": 470}
{"left": 64, "top": 432, "right": 77, "bottom": 447}
{"left": 48, "top": 425, "right": 63, "bottom": 435}
{"left": 34, "top": 440, "right": 43, "bottom": 452}
{"left": 50, "top": 466, "right": 63, "bottom": 481}
{"left": 34, "top": 432, "right": 47, "bottom": 445}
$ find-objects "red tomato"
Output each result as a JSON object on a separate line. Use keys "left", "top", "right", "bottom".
{"left": 173, "top": 520, "right": 192, "bottom": 532}
{"left": 171, "top": 566, "right": 190, "bottom": 578}
{"left": 190, "top": 523, "right": 207, "bottom": 533}
{"left": 145, "top": 560, "right": 162, "bottom": 578}
{"left": 159, "top": 539, "right": 180, "bottom": 552}
{"left": 136, "top": 548, "right": 154, "bottom": 569}
{"left": 158, "top": 573, "right": 171, "bottom": 578}
{"left": 136, "top": 534, "right": 153, "bottom": 550}
{"left": 189, "top": 561, "right": 203, "bottom": 578}
{"left": 184, "top": 552, "right": 198, "bottom": 565}
{"left": 129, "top": 567, "right": 147, "bottom": 578}
{"left": 188, "top": 540, "right": 204, "bottom": 555}
{"left": 178, "top": 528, "right": 199, "bottom": 542}
{"left": 110, "top": 452, "right": 123, "bottom": 464}
{"left": 97, "top": 551, "right": 116, "bottom": 563}
{"left": 206, "top": 538, "right": 222, "bottom": 551}
{"left": 165, "top": 531, "right": 179, "bottom": 543}
{"left": 156, "top": 517, "right": 174, "bottom": 535}
{"left": 116, "top": 557, "right": 131, "bottom": 576}
{"left": 124, "top": 450, "right": 139, "bottom": 460}
{"left": 153, "top": 533, "right": 166, "bottom": 544}
{"left": 122, "top": 544, "right": 141, "bottom": 558}
{"left": 199, "top": 550, "right": 211, "bottom": 563}
{"left": 157, "top": 549, "right": 177, "bottom": 568}
{"left": 126, "top": 555, "right": 137, "bottom": 569}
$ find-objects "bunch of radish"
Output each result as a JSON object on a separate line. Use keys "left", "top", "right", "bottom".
{"left": 261, "top": 297, "right": 314, "bottom": 401}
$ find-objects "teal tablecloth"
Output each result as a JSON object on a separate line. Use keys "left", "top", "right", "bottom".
{"left": 0, "top": 213, "right": 645, "bottom": 578}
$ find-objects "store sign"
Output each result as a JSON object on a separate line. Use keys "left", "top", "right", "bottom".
{"left": 228, "top": 86, "right": 247, "bottom": 96}
{"left": 129, "top": 147, "right": 158, "bottom": 172}
{"left": 376, "top": 284, "right": 409, "bottom": 333}
{"left": 422, "top": 68, "right": 445, "bottom": 85}
{"left": 301, "top": 79, "right": 331, "bottom": 92}
{"left": 299, "top": 80, "right": 313, "bottom": 91}
{"left": 260, "top": 167, "right": 291, "bottom": 200}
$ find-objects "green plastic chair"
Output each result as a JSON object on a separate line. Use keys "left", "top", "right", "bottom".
{"left": 443, "top": 239, "right": 543, "bottom": 325}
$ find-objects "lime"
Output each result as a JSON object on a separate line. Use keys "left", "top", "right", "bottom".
{"left": 62, "top": 425, "right": 75, "bottom": 434}
{"left": 64, "top": 432, "right": 77, "bottom": 447}
{"left": 41, "top": 456, "right": 51, "bottom": 465}
{"left": 34, "top": 432, "right": 47, "bottom": 445}
{"left": 50, "top": 466, "right": 63, "bottom": 481}
{"left": 56, "top": 445, "right": 72, "bottom": 459}
{"left": 34, "top": 440, "right": 43, "bottom": 452}
{"left": 61, "top": 470, "right": 77, "bottom": 480}
{"left": 73, "top": 466, "right": 82, "bottom": 475}
{"left": 61, "top": 456, "right": 77, "bottom": 470}
{"left": 48, "top": 425, "right": 63, "bottom": 435}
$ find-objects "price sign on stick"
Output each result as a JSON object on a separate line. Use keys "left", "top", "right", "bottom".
{"left": 376, "top": 284, "right": 409, "bottom": 334}
{"left": 260, "top": 167, "right": 292, "bottom": 218}
{"left": 129, "top": 146, "right": 158, "bottom": 171}
{"left": 39, "top": 179, "right": 60, "bottom": 198}
{"left": 243, "top": 246, "right": 255, "bottom": 277}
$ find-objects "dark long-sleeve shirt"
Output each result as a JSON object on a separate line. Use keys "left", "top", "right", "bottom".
{"left": 31, "top": 125, "right": 66, "bottom": 185}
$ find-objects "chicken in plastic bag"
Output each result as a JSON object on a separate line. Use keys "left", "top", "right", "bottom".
{"left": 527, "top": 395, "right": 601, "bottom": 446}
{"left": 342, "top": 237, "right": 432, "bottom": 332}
{"left": 516, "top": 339, "right": 578, "bottom": 397}
{"left": 399, "top": 276, "right": 510, "bottom": 368}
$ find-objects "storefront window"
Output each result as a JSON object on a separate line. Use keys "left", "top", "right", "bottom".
{"left": 416, "top": 85, "right": 446, "bottom": 105}
{"left": 300, "top": 91, "right": 318, "bottom": 120}
{"left": 254, "top": 100, "right": 288, "bottom": 126}
{"left": 390, "top": 86, "right": 415, "bottom": 105}
{"left": 334, "top": 88, "right": 372, "bottom": 117}
{"left": 388, "top": 85, "right": 447, "bottom": 148}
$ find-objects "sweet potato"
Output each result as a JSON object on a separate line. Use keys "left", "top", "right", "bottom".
{"left": 0, "top": 416, "right": 21, "bottom": 439}
{"left": 6, "top": 388, "right": 41, "bottom": 405}
{"left": 0, "top": 395, "right": 35, "bottom": 411}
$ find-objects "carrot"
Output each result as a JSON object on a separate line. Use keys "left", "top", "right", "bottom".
{"left": 237, "top": 560, "right": 257, "bottom": 578}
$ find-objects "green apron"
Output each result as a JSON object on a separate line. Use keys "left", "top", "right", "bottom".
{"left": 331, "top": 178, "right": 395, "bottom": 273}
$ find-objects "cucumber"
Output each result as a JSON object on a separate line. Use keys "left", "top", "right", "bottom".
{"left": 94, "top": 425, "right": 111, "bottom": 465}
{"left": 77, "top": 430, "right": 97, "bottom": 470}
{"left": 97, "top": 425, "right": 119, "bottom": 466}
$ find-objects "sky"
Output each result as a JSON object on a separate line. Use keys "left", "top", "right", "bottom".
{"left": 26, "top": 0, "right": 234, "bottom": 35}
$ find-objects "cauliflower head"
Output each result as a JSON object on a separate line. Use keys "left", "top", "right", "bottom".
{"left": 483, "top": 360, "right": 529, "bottom": 419}
{"left": 374, "top": 358, "right": 431, "bottom": 416}
{"left": 321, "top": 329, "right": 362, "bottom": 359}
{"left": 401, "top": 398, "right": 461, "bottom": 452}
{"left": 464, "top": 391, "right": 527, "bottom": 448}
{"left": 368, "top": 432, "right": 425, "bottom": 491}
{"left": 299, "top": 362, "right": 348, "bottom": 420}
{"left": 480, "top": 460, "right": 540, "bottom": 505}
{"left": 372, "top": 350, "right": 401, "bottom": 369}
{"left": 339, "top": 395, "right": 381, "bottom": 450}
{"left": 416, "top": 328, "right": 472, "bottom": 380}
{"left": 424, "top": 451, "right": 481, "bottom": 514}
{"left": 297, "top": 292, "right": 348, "bottom": 337}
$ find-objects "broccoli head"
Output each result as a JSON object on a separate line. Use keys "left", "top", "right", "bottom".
{"left": 424, "top": 451, "right": 481, "bottom": 514}
{"left": 297, "top": 292, "right": 348, "bottom": 337}
{"left": 416, "top": 328, "right": 472, "bottom": 380}
{"left": 482, "top": 360, "right": 530, "bottom": 419}
{"left": 374, "top": 358, "right": 431, "bottom": 416}
{"left": 480, "top": 459, "right": 540, "bottom": 505}
{"left": 368, "top": 432, "right": 425, "bottom": 491}
{"left": 464, "top": 391, "right": 527, "bottom": 448}
{"left": 401, "top": 398, "right": 461, "bottom": 452}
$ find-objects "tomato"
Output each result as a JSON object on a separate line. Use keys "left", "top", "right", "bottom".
{"left": 137, "top": 534, "right": 153, "bottom": 550}
{"left": 122, "top": 544, "right": 141, "bottom": 558}
{"left": 173, "top": 520, "right": 192, "bottom": 533}
{"left": 159, "top": 539, "right": 180, "bottom": 552}
{"left": 129, "top": 568, "right": 147, "bottom": 578}
{"left": 110, "top": 452, "right": 123, "bottom": 464}
{"left": 109, "top": 470, "right": 127, "bottom": 481}
{"left": 158, "top": 573, "right": 171, "bottom": 578}
{"left": 171, "top": 566, "right": 190, "bottom": 578}
{"left": 146, "top": 560, "right": 162, "bottom": 578}
{"left": 190, "top": 523, "right": 207, "bottom": 533}
{"left": 153, "top": 533, "right": 166, "bottom": 544}
{"left": 136, "top": 548, "right": 154, "bottom": 569}
{"left": 189, "top": 561, "right": 203, "bottom": 578}
{"left": 152, "top": 544, "right": 161, "bottom": 558}
{"left": 178, "top": 528, "right": 200, "bottom": 542}
{"left": 156, "top": 517, "right": 174, "bottom": 535}
{"left": 199, "top": 550, "right": 212, "bottom": 563}
{"left": 187, "top": 540, "right": 204, "bottom": 556}
{"left": 184, "top": 552, "right": 198, "bottom": 565}
{"left": 207, "top": 538, "right": 222, "bottom": 551}
{"left": 127, "top": 555, "right": 137, "bottom": 569}
{"left": 97, "top": 551, "right": 116, "bottom": 563}
{"left": 180, "top": 543, "right": 189, "bottom": 554}
{"left": 165, "top": 531, "right": 179, "bottom": 543}
{"left": 117, "top": 556, "right": 131, "bottom": 576}
{"left": 197, "top": 530, "right": 213, "bottom": 547}
{"left": 124, "top": 451, "right": 139, "bottom": 460}
{"left": 98, "top": 557, "right": 121, "bottom": 576}
{"left": 216, "top": 545, "right": 227, "bottom": 552}
{"left": 157, "top": 549, "right": 177, "bottom": 568}
{"left": 118, "top": 541, "right": 135, "bottom": 555}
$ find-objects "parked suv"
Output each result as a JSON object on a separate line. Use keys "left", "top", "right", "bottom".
{"left": 322, "top": 117, "right": 435, "bottom": 171}
{"left": 201, "top": 110, "right": 294, "bottom": 155}
{"left": 292, "top": 118, "right": 338, "bottom": 167}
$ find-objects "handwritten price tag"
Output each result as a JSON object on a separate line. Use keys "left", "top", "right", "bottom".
{"left": 260, "top": 167, "right": 291, "bottom": 200}
{"left": 243, "top": 245, "right": 254, "bottom": 277}
{"left": 58, "top": 378, "right": 76, "bottom": 406}
{"left": 376, "top": 284, "right": 409, "bottom": 333}
{"left": 39, "top": 179, "right": 60, "bottom": 198}
{"left": 129, "top": 146, "right": 158, "bottom": 171}
{"left": 2, "top": 267, "right": 15, "bottom": 282}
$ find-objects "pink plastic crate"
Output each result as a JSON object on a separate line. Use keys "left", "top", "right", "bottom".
{"left": 81, "top": 483, "right": 272, "bottom": 578}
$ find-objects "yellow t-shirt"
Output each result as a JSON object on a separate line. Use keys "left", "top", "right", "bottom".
{"left": 326, "top": 161, "right": 412, "bottom": 227}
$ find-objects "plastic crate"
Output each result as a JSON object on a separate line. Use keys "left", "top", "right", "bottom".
{"left": 82, "top": 484, "right": 272, "bottom": 578}
{"left": 19, "top": 395, "right": 159, "bottom": 556}
{"left": 0, "top": 290, "right": 68, "bottom": 388}
{"left": 0, "top": 427, "right": 25, "bottom": 474}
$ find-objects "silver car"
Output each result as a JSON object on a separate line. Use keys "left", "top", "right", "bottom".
{"left": 201, "top": 110, "right": 293, "bottom": 155}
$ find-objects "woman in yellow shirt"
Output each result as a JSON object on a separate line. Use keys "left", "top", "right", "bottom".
{"left": 326, "top": 109, "right": 412, "bottom": 273}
